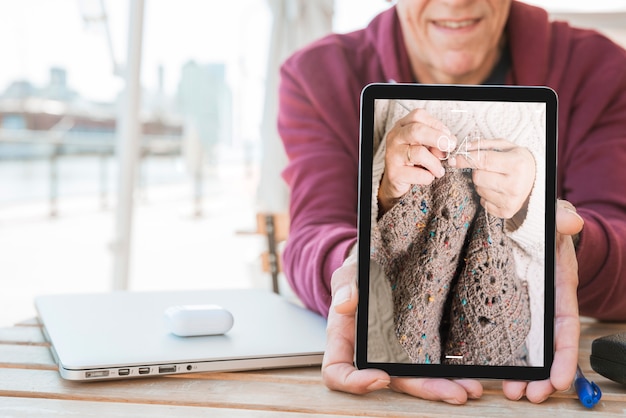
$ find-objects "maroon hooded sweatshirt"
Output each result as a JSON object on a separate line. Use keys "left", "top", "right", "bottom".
{"left": 278, "top": 1, "right": 626, "bottom": 320}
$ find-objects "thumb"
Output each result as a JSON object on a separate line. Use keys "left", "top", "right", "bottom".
{"left": 556, "top": 200, "right": 584, "bottom": 236}
{"left": 330, "top": 260, "right": 359, "bottom": 315}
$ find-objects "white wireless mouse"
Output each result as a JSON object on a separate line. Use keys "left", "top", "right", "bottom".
{"left": 164, "top": 304, "right": 234, "bottom": 337}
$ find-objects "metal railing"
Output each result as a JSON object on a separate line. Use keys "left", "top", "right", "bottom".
{"left": 0, "top": 129, "right": 189, "bottom": 217}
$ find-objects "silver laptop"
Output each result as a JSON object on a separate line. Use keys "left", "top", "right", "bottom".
{"left": 35, "top": 288, "right": 327, "bottom": 381}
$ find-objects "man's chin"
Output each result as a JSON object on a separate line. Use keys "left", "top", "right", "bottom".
{"left": 434, "top": 54, "right": 493, "bottom": 84}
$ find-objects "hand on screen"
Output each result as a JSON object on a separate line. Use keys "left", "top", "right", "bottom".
{"left": 502, "top": 199, "right": 583, "bottom": 402}
{"left": 321, "top": 259, "right": 483, "bottom": 404}
{"left": 378, "top": 109, "right": 456, "bottom": 214}
{"left": 451, "top": 138, "right": 535, "bottom": 220}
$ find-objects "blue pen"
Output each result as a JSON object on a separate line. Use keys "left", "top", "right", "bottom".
{"left": 574, "top": 365, "right": 601, "bottom": 408}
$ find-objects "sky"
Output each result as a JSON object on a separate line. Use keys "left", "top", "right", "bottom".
{"left": 0, "top": 1, "right": 271, "bottom": 102}
{"left": 0, "top": 0, "right": 391, "bottom": 103}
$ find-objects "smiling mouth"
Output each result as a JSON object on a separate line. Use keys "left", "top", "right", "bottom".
{"left": 434, "top": 19, "right": 480, "bottom": 29}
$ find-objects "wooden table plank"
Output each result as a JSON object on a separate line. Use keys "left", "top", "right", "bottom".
{"left": 1, "top": 328, "right": 623, "bottom": 399}
{"left": 1, "top": 317, "right": 625, "bottom": 416}
{"left": 0, "top": 326, "right": 47, "bottom": 346}
{"left": 0, "top": 397, "right": 360, "bottom": 418}
{"left": 13, "top": 318, "right": 41, "bottom": 327}
{"left": 0, "top": 368, "right": 623, "bottom": 417}
{"left": 0, "top": 345, "right": 56, "bottom": 370}
{"left": 168, "top": 368, "right": 322, "bottom": 385}
{"left": 0, "top": 342, "right": 617, "bottom": 399}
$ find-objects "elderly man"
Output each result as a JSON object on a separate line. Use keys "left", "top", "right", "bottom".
{"left": 278, "top": 0, "right": 626, "bottom": 404}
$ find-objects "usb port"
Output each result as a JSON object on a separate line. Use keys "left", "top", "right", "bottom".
{"left": 138, "top": 367, "right": 151, "bottom": 375}
{"left": 118, "top": 368, "right": 130, "bottom": 376}
{"left": 158, "top": 365, "right": 177, "bottom": 374}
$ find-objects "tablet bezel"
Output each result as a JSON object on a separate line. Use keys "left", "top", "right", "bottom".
{"left": 356, "top": 83, "right": 557, "bottom": 380}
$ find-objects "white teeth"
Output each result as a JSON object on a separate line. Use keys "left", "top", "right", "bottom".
{"left": 436, "top": 20, "right": 476, "bottom": 29}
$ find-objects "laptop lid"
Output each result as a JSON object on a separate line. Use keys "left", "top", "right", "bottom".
{"left": 35, "top": 288, "right": 327, "bottom": 381}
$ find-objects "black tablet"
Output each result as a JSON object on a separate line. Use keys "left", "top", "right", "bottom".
{"left": 356, "top": 83, "right": 557, "bottom": 380}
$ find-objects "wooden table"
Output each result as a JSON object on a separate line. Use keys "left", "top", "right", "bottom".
{"left": 1, "top": 317, "right": 625, "bottom": 417}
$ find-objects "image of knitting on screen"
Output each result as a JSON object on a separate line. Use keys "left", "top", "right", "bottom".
{"left": 367, "top": 99, "right": 546, "bottom": 367}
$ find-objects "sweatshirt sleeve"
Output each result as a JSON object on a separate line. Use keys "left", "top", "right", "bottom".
{"left": 558, "top": 40, "right": 626, "bottom": 320}
{"left": 276, "top": 46, "right": 362, "bottom": 317}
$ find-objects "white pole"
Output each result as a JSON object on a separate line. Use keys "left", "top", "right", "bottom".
{"left": 112, "top": 0, "right": 145, "bottom": 290}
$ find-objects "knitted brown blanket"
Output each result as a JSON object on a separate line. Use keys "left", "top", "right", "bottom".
{"left": 371, "top": 168, "right": 531, "bottom": 366}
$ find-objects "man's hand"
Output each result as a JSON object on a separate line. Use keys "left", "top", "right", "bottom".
{"left": 321, "top": 259, "right": 483, "bottom": 404}
{"left": 322, "top": 261, "right": 390, "bottom": 394}
{"left": 321, "top": 200, "right": 583, "bottom": 404}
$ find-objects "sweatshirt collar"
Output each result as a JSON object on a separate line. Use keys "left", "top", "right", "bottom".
{"left": 365, "top": 7, "right": 413, "bottom": 84}
{"left": 506, "top": 1, "right": 552, "bottom": 85}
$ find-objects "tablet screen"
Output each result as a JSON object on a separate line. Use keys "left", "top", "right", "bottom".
{"left": 356, "top": 84, "right": 557, "bottom": 380}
